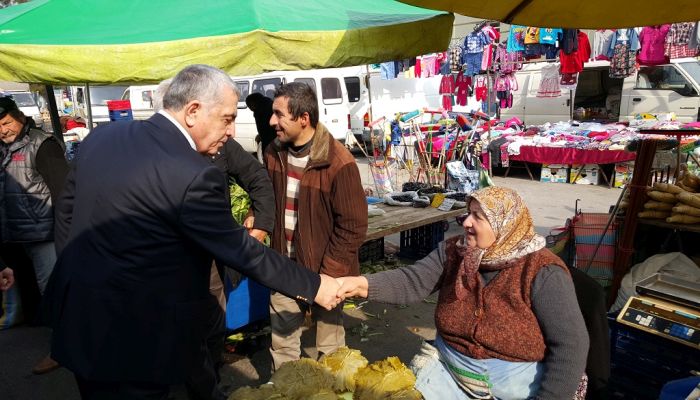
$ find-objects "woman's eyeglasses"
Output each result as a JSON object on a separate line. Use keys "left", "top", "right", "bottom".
{"left": 456, "top": 212, "right": 470, "bottom": 225}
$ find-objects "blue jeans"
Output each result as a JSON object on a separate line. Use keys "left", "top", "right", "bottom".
{"left": 22, "top": 241, "right": 57, "bottom": 295}
{"left": 411, "top": 337, "right": 543, "bottom": 400}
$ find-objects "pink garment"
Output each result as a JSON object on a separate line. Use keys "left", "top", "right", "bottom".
{"left": 639, "top": 25, "right": 670, "bottom": 66}
{"left": 423, "top": 54, "right": 438, "bottom": 77}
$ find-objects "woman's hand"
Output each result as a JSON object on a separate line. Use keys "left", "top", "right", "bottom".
{"left": 335, "top": 276, "right": 369, "bottom": 300}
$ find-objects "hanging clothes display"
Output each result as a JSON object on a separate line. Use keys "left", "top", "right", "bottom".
{"left": 560, "top": 30, "right": 591, "bottom": 74}
{"left": 481, "top": 26, "right": 500, "bottom": 70}
{"left": 439, "top": 74, "right": 455, "bottom": 111}
{"left": 639, "top": 25, "right": 670, "bottom": 66}
{"left": 665, "top": 22, "right": 698, "bottom": 59}
{"left": 449, "top": 45, "right": 463, "bottom": 73}
{"left": 455, "top": 71, "right": 471, "bottom": 106}
{"left": 689, "top": 22, "right": 700, "bottom": 51}
{"left": 474, "top": 75, "right": 488, "bottom": 102}
{"left": 495, "top": 74, "right": 517, "bottom": 109}
{"left": 380, "top": 61, "right": 396, "bottom": 80}
{"left": 523, "top": 27, "right": 543, "bottom": 58}
{"left": 560, "top": 29, "right": 580, "bottom": 55}
{"left": 560, "top": 73, "right": 579, "bottom": 90}
{"left": 462, "top": 30, "right": 491, "bottom": 76}
{"left": 507, "top": 25, "right": 527, "bottom": 53}
{"left": 421, "top": 53, "right": 439, "bottom": 77}
{"left": 592, "top": 30, "right": 615, "bottom": 61}
{"left": 607, "top": 29, "right": 640, "bottom": 79}
{"left": 539, "top": 28, "right": 563, "bottom": 60}
{"left": 493, "top": 43, "right": 524, "bottom": 74}
{"left": 537, "top": 64, "right": 562, "bottom": 98}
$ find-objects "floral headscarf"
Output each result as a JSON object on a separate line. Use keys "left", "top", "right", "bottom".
{"left": 470, "top": 186, "right": 546, "bottom": 267}
{"left": 455, "top": 186, "right": 546, "bottom": 294}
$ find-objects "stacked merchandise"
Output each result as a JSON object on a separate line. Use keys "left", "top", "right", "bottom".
{"left": 639, "top": 168, "right": 700, "bottom": 225}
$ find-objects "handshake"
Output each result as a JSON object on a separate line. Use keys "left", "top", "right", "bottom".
{"left": 314, "top": 274, "right": 369, "bottom": 311}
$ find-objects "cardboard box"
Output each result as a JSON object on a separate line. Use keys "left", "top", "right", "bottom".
{"left": 570, "top": 164, "right": 600, "bottom": 185}
{"left": 540, "top": 164, "right": 569, "bottom": 183}
{"left": 614, "top": 162, "right": 634, "bottom": 188}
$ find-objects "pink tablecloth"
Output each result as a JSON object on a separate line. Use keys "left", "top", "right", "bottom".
{"left": 510, "top": 146, "right": 636, "bottom": 165}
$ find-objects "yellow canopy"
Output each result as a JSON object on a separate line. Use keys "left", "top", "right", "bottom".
{"left": 400, "top": 0, "right": 700, "bottom": 28}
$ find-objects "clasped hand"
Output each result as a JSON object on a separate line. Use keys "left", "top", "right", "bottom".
{"left": 0, "top": 268, "right": 15, "bottom": 291}
{"left": 314, "top": 274, "right": 369, "bottom": 311}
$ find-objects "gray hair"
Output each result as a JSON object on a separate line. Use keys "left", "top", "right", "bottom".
{"left": 162, "top": 65, "right": 239, "bottom": 111}
{"left": 152, "top": 78, "right": 172, "bottom": 112}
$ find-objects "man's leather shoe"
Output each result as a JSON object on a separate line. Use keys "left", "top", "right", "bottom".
{"left": 32, "top": 355, "right": 60, "bottom": 375}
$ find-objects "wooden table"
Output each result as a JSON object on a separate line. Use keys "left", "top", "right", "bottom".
{"left": 365, "top": 203, "right": 466, "bottom": 242}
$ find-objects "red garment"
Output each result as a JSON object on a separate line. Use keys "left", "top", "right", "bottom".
{"left": 455, "top": 72, "right": 471, "bottom": 106}
{"left": 439, "top": 74, "right": 455, "bottom": 94}
{"left": 441, "top": 95, "right": 453, "bottom": 111}
{"left": 415, "top": 56, "right": 422, "bottom": 77}
{"left": 65, "top": 119, "right": 86, "bottom": 130}
{"left": 560, "top": 31, "right": 591, "bottom": 74}
{"left": 639, "top": 25, "right": 670, "bottom": 65}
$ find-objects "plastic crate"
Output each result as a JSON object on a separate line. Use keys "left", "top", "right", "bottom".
{"left": 106, "top": 99, "right": 131, "bottom": 111}
{"left": 224, "top": 276, "right": 270, "bottom": 331}
{"left": 108, "top": 109, "right": 133, "bottom": 121}
{"left": 609, "top": 315, "right": 700, "bottom": 399}
{"left": 398, "top": 221, "right": 446, "bottom": 259}
{"left": 572, "top": 213, "right": 618, "bottom": 286}
{"left": 359, "top": 238, "right": 384, "bottom": 263}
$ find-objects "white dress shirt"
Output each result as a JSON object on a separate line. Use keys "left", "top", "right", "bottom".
{"left": 158, "top": 110, "right": 196, "bottom": 151}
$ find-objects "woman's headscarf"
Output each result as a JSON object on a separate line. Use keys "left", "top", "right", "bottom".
{"left": 455, "top": 187, "right": 546, "bottom": 296}
{"left": 471, "top": 186, "right": 546, "bottom": 267}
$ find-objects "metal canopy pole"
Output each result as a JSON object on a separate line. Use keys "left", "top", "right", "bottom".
{"left": 84, "top": 83, "right": 94, "bottom": 129}
{"left": 43, "top": 84, "right": 63, "bottom": 142}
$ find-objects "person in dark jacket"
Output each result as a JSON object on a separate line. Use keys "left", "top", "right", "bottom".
{"left": 0, "top": 95, "right": 68, "bottom": 375}
{"left": 245, "top": 92, "right": 276, "bottom": 158}
{"left": 153, "top": 77, "right": 277, "bottom": 389}
{"left": 47, "top": 65, "right": 341, "bottom": 400}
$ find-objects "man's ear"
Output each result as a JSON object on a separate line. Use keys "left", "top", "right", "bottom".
{"left": 183, "top": 101, "right": 202, "bottom": 127}
{"left": 299, "top": 112, "right": 310, "bottom": 128}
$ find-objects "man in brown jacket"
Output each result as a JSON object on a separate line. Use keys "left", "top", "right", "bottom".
{"left": 265, "top": 82, "right": 367, "bottom": 370}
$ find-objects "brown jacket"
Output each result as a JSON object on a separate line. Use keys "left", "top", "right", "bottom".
{"left": 264, "top": 123, "right": 368, "bottom": 278}
{"left": 435, "top": 236, "right": 568, "bottom": 362}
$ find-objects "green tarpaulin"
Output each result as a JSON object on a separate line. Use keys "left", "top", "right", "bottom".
{"left": 0, "top": 0, "right": 453, "bottom": 83}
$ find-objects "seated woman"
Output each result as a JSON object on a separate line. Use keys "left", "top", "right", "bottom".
{"left": 338, "top": 187, "right": 589, "bottom": 400}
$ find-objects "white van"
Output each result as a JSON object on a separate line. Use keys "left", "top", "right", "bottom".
{"left": 121, "top": 85, "right": 157, "bottom": 120}
{"left": 72, "top": 85, "right": 130, "bottom": 126}
{"left": 500, "top": 58, "right": 700, "bottom": 125}
{"left": 232, "top": 66, "right": 365, "bottom": 153}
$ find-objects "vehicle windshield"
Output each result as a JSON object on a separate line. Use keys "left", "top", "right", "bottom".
{"left": 679, "top": 61, "right": 700, "bottom": 85}
{"left": 89, "top": 86, "right": 128, "bottom": 106}
{"left": 9, "top": 92, "right": 36, "bottom": 107}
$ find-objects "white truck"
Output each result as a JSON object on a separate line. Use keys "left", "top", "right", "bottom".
{"left": 499, "top": 58, "right": 700, "bottom": 125}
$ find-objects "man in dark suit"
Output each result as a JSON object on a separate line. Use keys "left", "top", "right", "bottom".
{"left": 46, "top": 64, "right": 341, "bottom": 400}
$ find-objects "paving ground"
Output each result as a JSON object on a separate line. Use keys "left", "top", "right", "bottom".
{"left": 0, "top": 155, "right": 621, "bottom": 399}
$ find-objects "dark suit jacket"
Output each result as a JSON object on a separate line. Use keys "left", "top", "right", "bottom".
{"left": 47, "top": 113, "right": 320, "bottom": 384}
{"left": 211, "top": 139, "right": 274, "bottom": 233}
